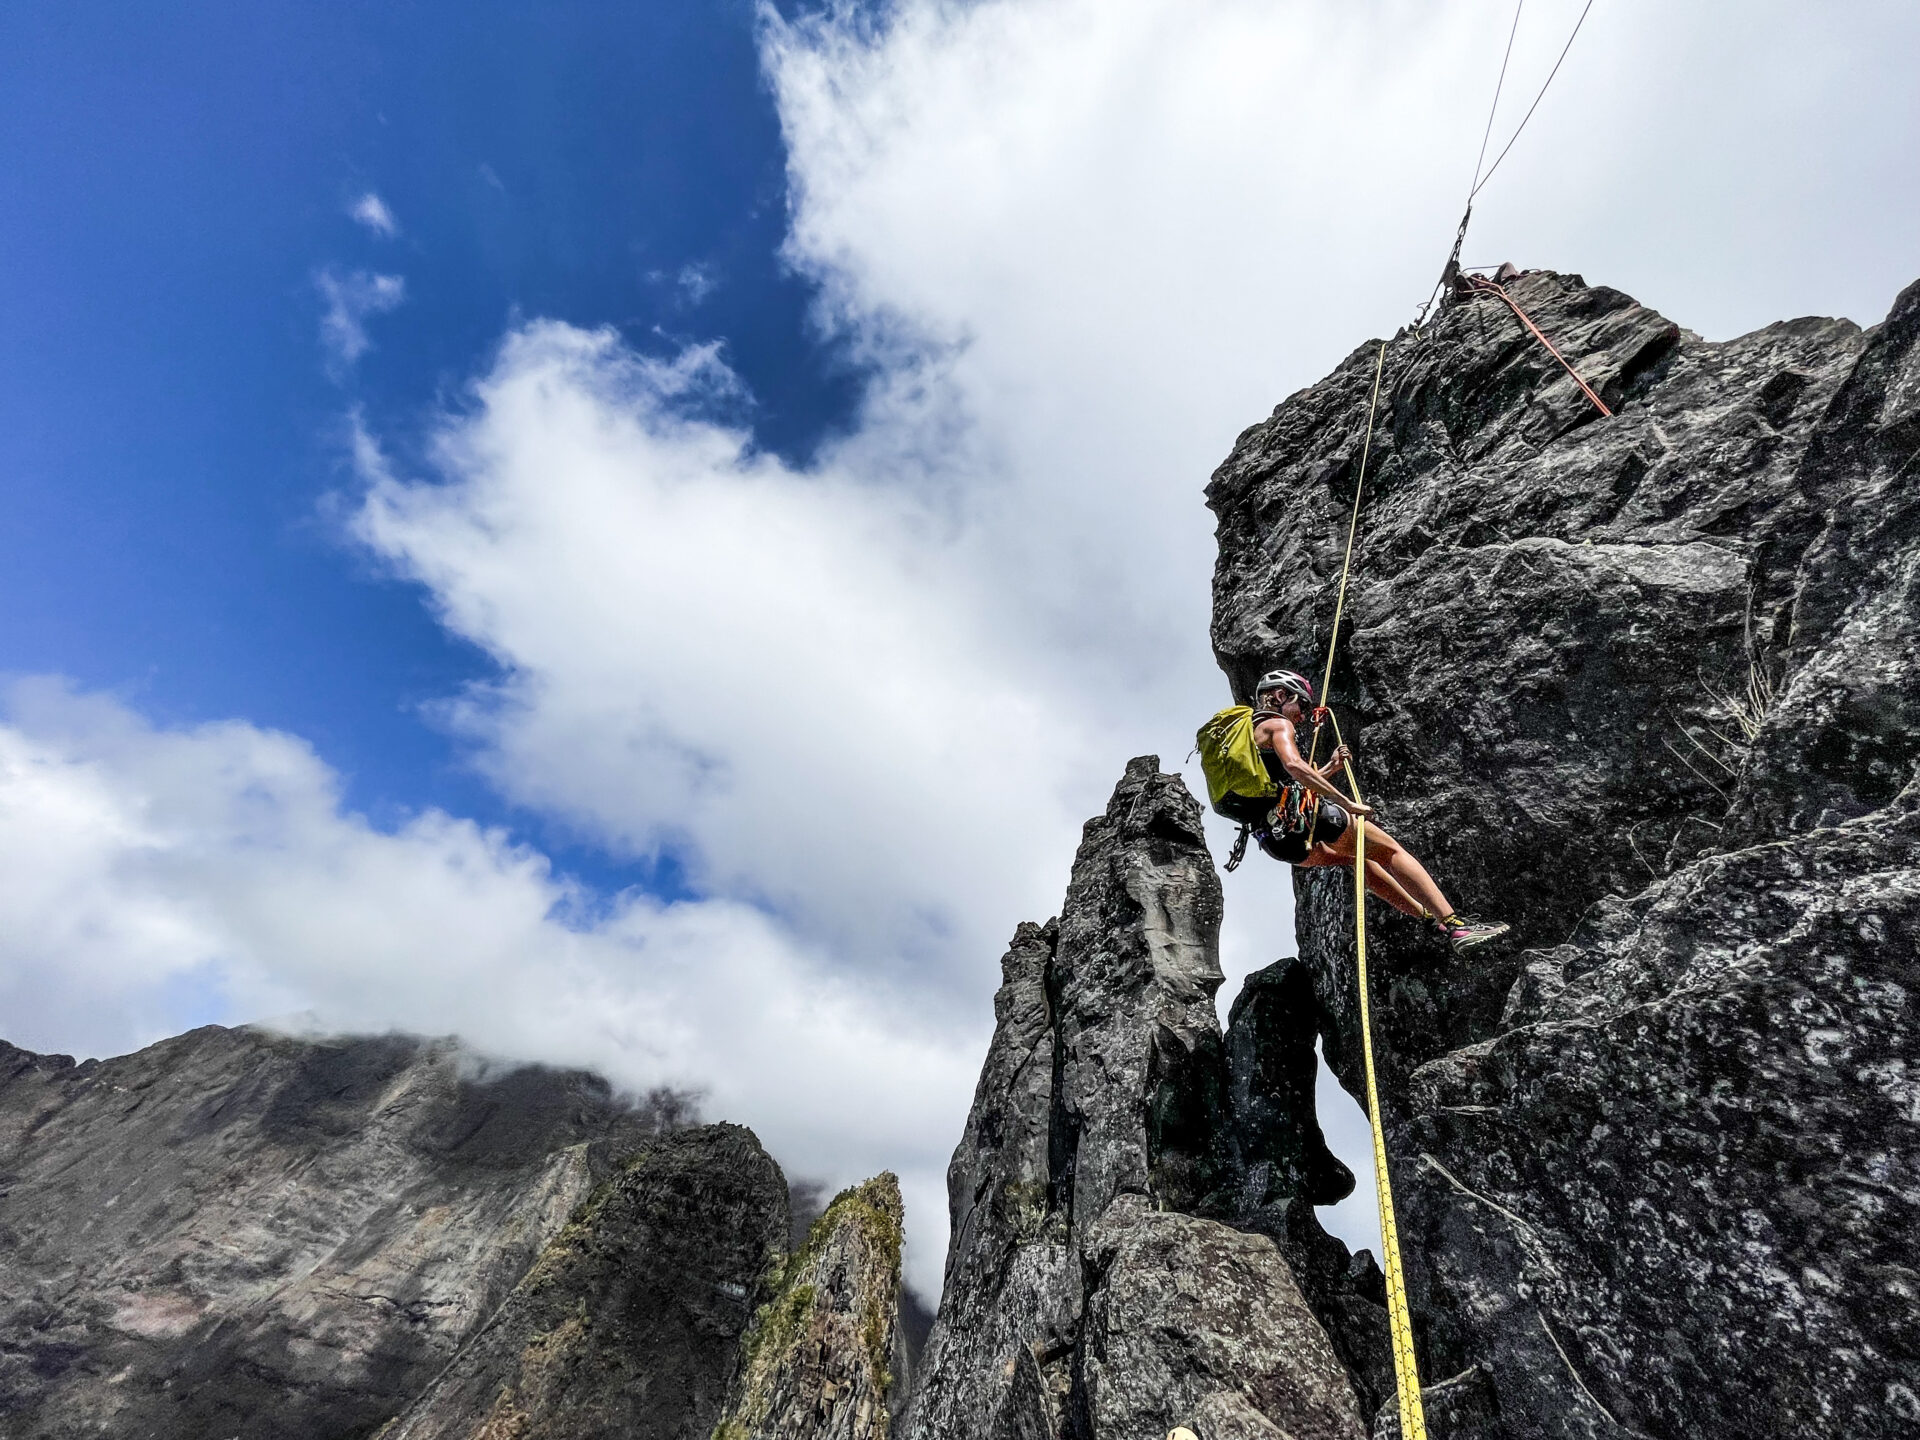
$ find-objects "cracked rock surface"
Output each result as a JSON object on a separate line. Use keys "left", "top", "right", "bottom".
{"left": 712, "top": 1173, "right": 908, "bottom": 1440}
{"left": 1208, "top": 271, "right": 1920, "bottom": 1438}
{"left": 379, "top": 1123, "right": 788, "bottom": 1440}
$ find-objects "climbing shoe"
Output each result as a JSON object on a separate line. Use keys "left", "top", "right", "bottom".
{"left": 1437, "top": 913, "right": 1510, "bottom": 954}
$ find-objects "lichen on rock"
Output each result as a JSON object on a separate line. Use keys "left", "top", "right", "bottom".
{"left": 713, "top": 1172, "right": 906, "bottom": 1440}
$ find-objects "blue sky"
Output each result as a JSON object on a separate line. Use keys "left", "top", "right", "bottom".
{"left": 4, "top": 0, "right": 1918, "bottom": 1290}
{"left": 1, "top": 1, "right": 850, "bottom": 884}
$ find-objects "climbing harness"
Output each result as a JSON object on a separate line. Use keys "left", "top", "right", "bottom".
{"left": 1278, "top": 780, "right": 1318, "bottom": 840}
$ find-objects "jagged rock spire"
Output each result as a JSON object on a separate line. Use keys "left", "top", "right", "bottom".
{"left": 904, "top": 758, "right": 1369, "bottom": 1440}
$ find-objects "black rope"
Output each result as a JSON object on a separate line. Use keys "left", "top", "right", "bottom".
{"left": 1470, "top": 0, "right": 1597, "bottom": 200}
{"left": 1469, "top": 0, "right": 1525, "bottom": 198}
{"left": 1416, "top": 0, "right": 1598, "bottom": 328}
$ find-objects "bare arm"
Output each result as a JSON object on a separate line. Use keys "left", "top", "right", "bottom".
{"left": 1258, "top": 716, "right": 1371, "bottom": 814}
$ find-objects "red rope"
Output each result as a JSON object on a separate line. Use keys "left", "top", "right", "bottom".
{"left": 1466, "top": 275, "right": 1613, "bottom": 418}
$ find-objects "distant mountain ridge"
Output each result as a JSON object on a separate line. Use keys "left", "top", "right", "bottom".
{"left": 0, "top": 1025, "right": 907, "bottom": 1439}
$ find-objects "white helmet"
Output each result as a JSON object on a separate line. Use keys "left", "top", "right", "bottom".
{"left": 1253, "top": 668, "right": 1314, "bottom": 711}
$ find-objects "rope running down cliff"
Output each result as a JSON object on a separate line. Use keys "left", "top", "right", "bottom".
{"left": 1299, "top": 17, "right": 1607, "bottom": 1431}
{"left": 1306, "top": 351, "right": 1431, "bottom": 1440}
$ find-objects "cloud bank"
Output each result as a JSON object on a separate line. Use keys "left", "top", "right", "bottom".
{"left": 0, "top": 677, "right": 974, "bottom": 1217}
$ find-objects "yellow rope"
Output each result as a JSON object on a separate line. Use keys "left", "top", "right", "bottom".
{"left": 1315, "top": 340, "right": 1389, "bottom": 721}
{"left": 1314, "top": 341, "right": 1429, "bottom": 1437}
{"left": 1349, "top": 804, "right": 1428, "bottom": 1439}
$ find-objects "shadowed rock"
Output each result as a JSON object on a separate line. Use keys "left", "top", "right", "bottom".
{"left": 1078, "top": 1195, "right": 1365, "bottom": 1440}
{"left": 377, "top": 1123, "right": 787, "bottom": 1440}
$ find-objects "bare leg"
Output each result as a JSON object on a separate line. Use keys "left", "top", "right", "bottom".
{"left": 1300, "top": 847, "right": 1426, "bottom": 917}
{"left": 1364, "top": 857, "right": 1427, "bottom": 916}
{"left": 1310, "top": 820, "right": 1455, "bottom": 919}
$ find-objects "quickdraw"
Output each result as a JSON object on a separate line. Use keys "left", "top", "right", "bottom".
{"left": 1278, "top": 781, "right": 1320, "bottom": 838}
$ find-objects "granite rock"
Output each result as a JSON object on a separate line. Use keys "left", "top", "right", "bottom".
{"left": 1077, "top": 1195, "right": 1365, "bottom": 1440}
{"left": 712, "top": 1173, "right": 907, "bottom": 1440}
{"left": 378, "top": 1123, "right": 788, "bottom": 1440}
{"left": 904, "top": 759, "right": 1369, "bottom": 1440}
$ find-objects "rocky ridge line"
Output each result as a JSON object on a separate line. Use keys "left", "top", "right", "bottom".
{"left": 0, "top": 1027, "right": 677, "bottom": 1439}
{"left": 0, "top": 1025, "right": 911, "bottom": 1440}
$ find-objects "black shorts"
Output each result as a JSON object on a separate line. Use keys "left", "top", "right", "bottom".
{"left": 1255, "top": 799, "right": 1350, "bottom": 865}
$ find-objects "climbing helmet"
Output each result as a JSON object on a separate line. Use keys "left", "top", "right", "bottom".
{"left": 1253, "top": 668, "right": 1314, "bottom": 711}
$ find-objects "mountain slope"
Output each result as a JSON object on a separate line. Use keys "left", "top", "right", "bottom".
{"left": 0, "top": 1026, "right": 683, "bottom": 1438}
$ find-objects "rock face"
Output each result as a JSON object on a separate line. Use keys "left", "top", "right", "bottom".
{"left": 712, "top": 1173, "right": 907, "bottom": 1440}
{"left": 904, "top": 758, "right": 1371, "bottom": 1440}
{"left": 0, "top": 1023, "right": 899, "bottom": 1440}
{"left": 0, "top": 1025, "right": 683, "bottom": 1439}
{"left": 380, "top": 1123, "right": 788, "bottom": 1440}
{"left": 1206, "top": 271, "right": 1920, "bottom": 1437}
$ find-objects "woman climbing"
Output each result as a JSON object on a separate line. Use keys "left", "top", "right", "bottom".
{"left": 1231, "top": 668, "right": 1508, "bottom": 955}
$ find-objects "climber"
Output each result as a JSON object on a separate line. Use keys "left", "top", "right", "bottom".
{"left": 1231, "top": 669, "right": 1509, "bottom": 955}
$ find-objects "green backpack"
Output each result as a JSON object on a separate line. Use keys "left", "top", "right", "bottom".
{"left": 1195, "top": 705, "right": 1278, "bottom": 817}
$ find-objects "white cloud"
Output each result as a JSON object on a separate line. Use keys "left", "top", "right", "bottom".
{"left": 340, "top": 0, "right": 1920, "bottom": 1272}
{"left": 350, "top": 191, "right": 400, "bottom": 238}
{"left": 352, "top": 324, "right": 1102, "bottom": 992}
{"left": 0, "top": 676, "right": 975, "bottom": 1289}
{"left": 677, "top": 262, "right": 717, "bottom": 304}
{"left": 317, "top": 268, "right": 406, "bottom": 372}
